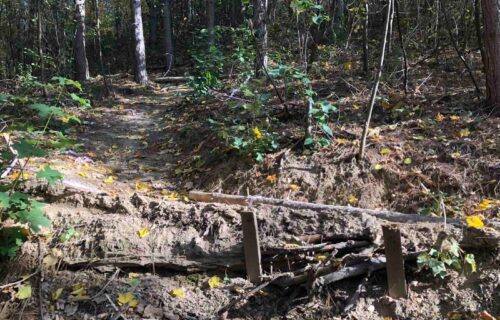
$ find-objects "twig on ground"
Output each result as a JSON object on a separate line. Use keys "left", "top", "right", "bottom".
{"left": 91, "top": 268, "right": 121, "bottom": 300}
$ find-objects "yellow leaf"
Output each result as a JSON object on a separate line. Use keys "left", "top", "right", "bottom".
{"left": 114, "top": 104, "right": 125, "bottom": 110}
{"left": 465, "top": 215, "right": 484, "bottom": 228}
{"left": 343, "top": 61, "right": 353, "bottom": 71}
{"left": 128, "top": 272, "right": 141, "bottom": 279}
{"left": 52, "top": 288, "right": 63, "bottom": 301}
{"left": 171, "top": 288, "right": 185, "bottom": 299}
{"left": 335, "top": 138, "right": 351, "bottom": 144}
{"left": 435, "top": 113, "right": 445, "bottom": 122}
{"left": 457, "top": 128, "right": 470, "bottom": 138}
{"left": 348, "top": 194, "right": 358, "bottom": 205}
{"left": 451, "top": 152, "right": 461, "bottom": 159}
{"left": 284, "top": 243, "right": 300, "bottom": 248}
{"left": 208, "top": 276, "right": 221, "bottom": 288}
{"left": 374, "top": 164, "right": 383, "bottom": 171}
{"left": 253, "top": 127, "right": 264, "bottom": 140}
{"left": 403, "top": 158, "right": 412, "bottom": 165}
{"left": 289, "top": 184, "right": 300, "bottom": 191}
{"left": 352, "top": 104, "right": 361, "bottom": 111}
{"left": 103, "top": 176, "right": 117, "bottom": 184}
{"left": 315, "top": 254, "right": 327, "bottom": 262}
{"left": 475, "top": 199, "right": 494, "bottom": 212}
{"left": 118, "top": 292, "right": 138, "bottom": 308}
{"left": 138, "top": 227, "right": 150, "bottom": 238}
{"left": 450, "top": 115, "right": 461, "bottom": 122}
{"left": 168, "top": 192, "right": 178, "bottom": 201}
{"left": 135, "top": 182, "right": 152, "bottom": 192}
{"left": 16, "top": 285, "right": 32, "bottom": 300}
{"left": 380, "top": 148, "right": 391, "bottom": 155}
{"left": 78, "top": 171, "right": 88, "bottom": 178}
{"left": 266, "top": 175, "right": 277, "bottom": 184}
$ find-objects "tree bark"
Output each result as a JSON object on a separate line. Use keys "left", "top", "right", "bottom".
{"left": 132, "top": 0, "right": 148, "bottom": 84}
{"left": 481, "top": 0, "right": 500, "bottom": 107}
{"left": 207, "top": 0, "right": 215, "bottom": 44}
{"left": 74, "top": 0, "right": 89, "bottom": 81}
{"left": 253, "top": 0, "right": 268, "bottom": 76}
{"left": 163, "top": 0, "right": 174, "bottom": 74}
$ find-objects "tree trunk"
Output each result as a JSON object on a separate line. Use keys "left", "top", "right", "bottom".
{"left": 132, "top": 0, "right": 148, "bottom": 84}
{"left": 481, "top": 0, "right": 500, "bottom": 107}
{"left": 147, "top": 0, "right": 159, "bottom": 44}
{"left": 94, "top": 0, "right": 104, "bottom": 72}
{"left": 207, "top": 0, "right": 215, "bottom": 44}
{"left": 74, "top": 0, "right": 89, "bottom": 81}
{"left": 163, "top": 0, "right": 174, "bottom": 74}
{"left": 253, "top": 0, "right": 268, "bottom": 76}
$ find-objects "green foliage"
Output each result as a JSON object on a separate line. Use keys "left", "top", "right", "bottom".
{"left": 417, "top": 238, "right": 476, "bottom": 279}
{"left": 36, "top": 166, "right": 63, "bottom": 186}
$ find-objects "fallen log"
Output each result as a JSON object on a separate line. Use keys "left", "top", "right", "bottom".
{"left": 263, "top": 240, "right": 370, "bottom": 255}
{"left": 153, "top": 76, "right": 189, "bottom": 83}
{"left": 189, "top": 191, "right": 464, "bottom": 226}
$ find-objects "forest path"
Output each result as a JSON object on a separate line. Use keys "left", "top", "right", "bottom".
{"left": 46, "top": 82, "right": 193, "bottom": 197}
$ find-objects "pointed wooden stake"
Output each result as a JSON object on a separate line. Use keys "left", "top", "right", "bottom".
{"left": 240, "top": 211, "right": 262, "bottom": 283}
{"left": 382, "top": 224, "right": 407, "bottom": 298}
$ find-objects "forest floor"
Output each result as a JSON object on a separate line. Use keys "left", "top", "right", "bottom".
{"left": 1, "top": 62, "right": 499, "bottom": 319}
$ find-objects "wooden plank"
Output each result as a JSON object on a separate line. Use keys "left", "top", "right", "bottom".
{"left": 240, "top": 211, "right": 262, "bottom": 283}
{"left": 382, "top": 224, "right": 407, "bottom": 298}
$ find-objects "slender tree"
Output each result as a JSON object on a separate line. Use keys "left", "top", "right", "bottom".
{"left": 253, "top": 0, "right": 268, "bottom": 76}
{"left": 163, "top": 0, "right": 174, "bottom": 74}
{"left": 207, "top": 0, "right": 215, "bottom": 44}
{"left": 480, "top": 0, "right": 500, "bottom": 107}
{"left": 74, "top": 0, "right": 89, "bottom": 81}
{"left": 132, "top": 0, "right": 148, "bottom": 84}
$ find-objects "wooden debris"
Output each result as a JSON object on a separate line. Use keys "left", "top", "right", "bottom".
{"left": 189, "top": 190, "right": 465, "bottom": 226}
{"left": 241, "top": 211, "right": 263, "bottom": 283}
{"left": 382, "top": 224, "right": 407, "bottom": 298}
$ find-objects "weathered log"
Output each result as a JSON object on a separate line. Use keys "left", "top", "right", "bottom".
{"left": 153, "top": 76, "right": 189, "bottom": 83}
{"left": 263, "top": 240, "right": 370, "bottom": 255}
{"left": 189, "top": 191, "right": 465, "bottom": 226}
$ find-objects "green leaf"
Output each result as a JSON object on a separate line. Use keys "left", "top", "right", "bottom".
{"left": 12, "top": 140, "right": 46, "bottom": 158}
{"left": 16, "top": 285, "right": 32, "bottom": 300}
{"left": 464, "top": 254, "right": 476, "bottom": 272}
{"left": 0, "top": 192, "right": 9, "bottom": 209}
{"left": 304, "top": 137, "right": 315, "bottom": 146}
{"left": 322, "top": 124, "right": 333, "bottom": 137}
{"left": 36, "top": 166, "right": 63, "bottom": 186}
{"left": 29, "top": 103, "right": 64, "bottom": 118}
{"left": 16, "top": 204, "right": 51, "bottom": 232}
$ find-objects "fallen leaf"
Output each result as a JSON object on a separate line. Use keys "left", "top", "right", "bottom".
{"left": 171, "top": 288, "right": 185, "bottom": 299}
{"left": 284, "top": 243, "right": 300, "bottom": 248}
{"left": 289, "top": 184, "right": 300, "bottom": 191}
{"left": 118, "top": 292, "right": 138, "bottom": 308}
{"left": 168, "top": 192, "right": 178, "bottom": 201}
{"left": 16, "top": 285, "right": 32, "bottom": 300}
{"left": 335, "top": 138, "right": 351, "bottom": 144}
{"left": 435, "top": 113, "right": 445, "bottom": 122}
{"left": 208, "top": 276, "right": 221, "bottom": 288}
{"left": 135, "top": 182, "right": 152, "bottom": 192}
{"left": 138, "top": 227, "right": 150, "bottom": 238}
{"left": 374, "top": 164, "right": 383, "bottom": 171}
{"left": 103, "top": 176, "right": 117, "bottom": 184}
{"left": 348, "top": 194, "right": 358, "bottom": 205}
{"left": 475, "top": 199, "right": 494, "bottom": 212}
{"left": 52, "top": 288, "right": 63, "bottom": 301}
{"left": 403, "top": 158, "right": 412, "bottom": 165}
{"left": 266, "top": 175, "right": 277, "bottom": 184}
{"left": 315, "top": 254, "right": 327, "bottom": 262}
{"left": 457, "top": 128, "right": 470, "bottom": 138}
{"left": 465, "top": 215, "right": 484, "bottom": 228}
{"left": 77, "top": 171, "right": 88, "bottom": 178}
{"left": 450, "top": 115, "right": 461, "bottom": 122}
{"left": 352, "top": 104, "right": 360, "bottom": 111}
{"left": 343, "top": 61, "right": 353, "bottom": 70}
{"left": 380, "top": 148, "right": 391, "bottom": 155}
{"left": 43, "top": 254, "right": 58, "bottom": 270}
{"left": 451, "top": 152, "right": 461, "bottom": 159}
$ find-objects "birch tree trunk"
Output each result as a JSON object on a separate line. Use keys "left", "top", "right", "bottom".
{"left": 207, "top": 0, "right": 215, "bottom": 45}
{"left": 163, "top": 0, "right": 174, "bottom": 74}
{"left": 74, "top": 0, "right": 89, "bottom": 81}
{"left": 253, "top": 0, "right": 268, "bottom": 76}
{"left": 481, "top": 0, "right": 500, "bottom": 107}
{"left": 132, "top": 0, "right": 148, "bottom": 84}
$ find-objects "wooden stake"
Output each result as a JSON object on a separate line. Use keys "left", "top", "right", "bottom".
{"left": 240, "top": 211, "right": 262, "bottom": 283}
{"left": 382, "top": 224, "right": 407, "bottom": 298}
